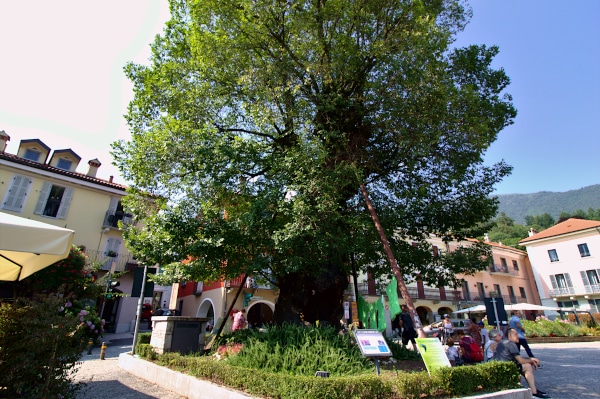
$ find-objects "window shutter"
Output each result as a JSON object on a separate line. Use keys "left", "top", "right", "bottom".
{"left": 104, "top": 237, "right": 122, "bottom": 256}
{"left": 580, "top": 271, "right": 590, "bottom": 287}
{"left": 56, "top": 187, "right": 74, "bottom": 219}
{"left": 564, "top": 273, "right": 573, "bottom": 288}
{"left": 108, "top": 197, "right": 119, "bottom": 214}
{"left": 34, "top": 182, "right": 52, "bottom": 215}
{"left": 2, "top": 174, "right": 32, "bottom": 212}
{"left": 596, "top": 270, "right": 600, "bottom": 285}
{"left": 549, "top": 275, "right": 558, "bottom": 289}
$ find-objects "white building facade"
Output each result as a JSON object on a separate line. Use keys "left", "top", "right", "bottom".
{"left": 519, "top": 218, "right": 600, "bottom": 315}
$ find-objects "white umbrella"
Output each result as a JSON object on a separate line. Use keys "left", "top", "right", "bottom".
{"left": 505, "top": 303, "right": 561, "bottom": 312}
{"left": 0, "top": 212, "right": 74, "bottom": 281}
{"left": 453, "top": 305, "right": 487, "bottom": 314}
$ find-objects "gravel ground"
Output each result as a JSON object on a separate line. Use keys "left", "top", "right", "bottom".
{"left": 73, "top": 333, "right": 185, "bottom": 399}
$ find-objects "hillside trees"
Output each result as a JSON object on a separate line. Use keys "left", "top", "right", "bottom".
{"left": 114, "top": 0, "right": 515, "bottom": 326}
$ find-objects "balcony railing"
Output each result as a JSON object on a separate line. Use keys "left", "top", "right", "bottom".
{"left": 584, "top": 284, "right": 600, "bottom": 294}
{"left": 488, "top": 264, "right": 518, "bottom": 276}
{"left": 85, "top": 249, "right": 138, "bottom": 272}
{"left": 549, "top": 284, "right": 600, "bottom": 297}
{"left": 103, "top": 211, "right": 134, "bottom": 228}
{"left": 357, "top": 283, "right": 463, "bottom": 302}
{"left": 549, "top": 287, "right": 575, "bottom": 296}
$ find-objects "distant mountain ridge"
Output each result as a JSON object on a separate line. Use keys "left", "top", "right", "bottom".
{"left": 495, "top": 184, "right": 600, "bottom": 224}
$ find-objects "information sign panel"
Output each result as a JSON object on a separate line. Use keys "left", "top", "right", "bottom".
{"left": 415, "top": 338, "right": 451, "bottom": 373}
{"left": 354, "top": 329, "right": 392, "bottom": 357}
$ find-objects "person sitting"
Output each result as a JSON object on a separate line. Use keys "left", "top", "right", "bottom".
{"left": 457, "top": 330, "right": 483, "bottom": 363}
{"left": 484, "top": 329, "right": 502, "bottom": 361}
{"left": 493, "top": 328, "right": 549, "bottom": 398}
{"left": 445, "top": 338, "right": 461, "bottom": 366}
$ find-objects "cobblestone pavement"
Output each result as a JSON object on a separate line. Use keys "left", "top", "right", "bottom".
{"left": 73, "top": 334, "right": 599, "bottom": 399}
{"left": 74, "top": 332, "right": 185, "bottom": 399}
{"left": 526, "top": 341, "right": 600, "bottom": 399}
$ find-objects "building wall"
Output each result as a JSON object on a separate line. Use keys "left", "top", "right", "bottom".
{"left": 522, "top": 229, "right": 600, "bottom": 313}
{"left": 0, "top": 138, "right": 169, "bottom": 334}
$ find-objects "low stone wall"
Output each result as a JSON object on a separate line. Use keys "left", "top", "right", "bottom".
{"left": 119, "top": 353, "right": 533, "bottom": 399}
{"left": 528, "top": 335, "right": 600, "bottom": 344}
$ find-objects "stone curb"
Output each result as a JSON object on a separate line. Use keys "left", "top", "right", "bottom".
{"left": 118, "top": 353, "right": 532, "bottom": 399}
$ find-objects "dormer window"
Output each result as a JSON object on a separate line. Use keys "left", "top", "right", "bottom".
{"left": 57, "top": 158, "right": 73, "bottom": 171}
{"left": 23, "top": 149, "right": 41, "bottom": 162}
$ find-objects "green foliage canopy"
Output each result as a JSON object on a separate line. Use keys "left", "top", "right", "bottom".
{"left": 114, "top": 0, "right": 515, "bottom": 291}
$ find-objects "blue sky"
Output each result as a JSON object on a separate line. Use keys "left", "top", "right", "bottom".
{"left": 1, "top": 1, "right": 598, "bottom": 195}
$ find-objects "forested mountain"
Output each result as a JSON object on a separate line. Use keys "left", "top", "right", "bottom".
{"left": 495, "top": 184, "right": 600, "bottom": 224}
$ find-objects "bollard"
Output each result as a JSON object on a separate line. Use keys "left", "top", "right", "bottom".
{"left": 100, "top": 341, "right": 107, "bottom": 360}
{"left": 87, "top": 338, "right": 94, "bottom": 355}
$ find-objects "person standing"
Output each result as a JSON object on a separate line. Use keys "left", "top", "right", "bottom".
{"left": 480, "top": 324, "right": 490, "bottom": 348}
{"left": 509, "top": 311, "right": 535, "bottom": 358}
{"left": 443, "top": 314, "right": 454, "bottom": 334}
{"left": 232, "top": 308, "right": 247, "bottom": 331}
{"left": 468, "top": 316, "right": 483, "bottom": 348}
{"left": 493, "top": 328, "right": 548, "bottom": 398}
{"left": 399, "top": 305, "right": 417, "bottom": 350}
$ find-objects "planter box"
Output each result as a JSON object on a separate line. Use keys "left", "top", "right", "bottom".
{"left": 528, "top": 335, "right": 600, "bottom": 344}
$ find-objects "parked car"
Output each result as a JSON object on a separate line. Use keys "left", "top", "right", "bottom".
{"left": 423, "top": 319, "right": 469, "bottom": 337}
{"left": 152, "top": 308, "right": 181, "bottom": 317}
{"left": 141, "top": 304, "right": 153, "bottom": 321}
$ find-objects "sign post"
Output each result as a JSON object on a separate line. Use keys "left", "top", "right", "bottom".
{"left": 354, "top": 329, "right": 392, "bottom": 375}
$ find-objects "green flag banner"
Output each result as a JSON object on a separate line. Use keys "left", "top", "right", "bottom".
{"left": 385, "top": 276, "right": 401, "bottom": 320}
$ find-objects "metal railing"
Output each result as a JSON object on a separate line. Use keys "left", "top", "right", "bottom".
{"left": 357, "top": 282, "right": 463, "bottom": 302}
{"left": 85, "top": 249, "right": 138, "bottom": 272}
{"left": 549, "top": 287, "right": 575, "bottom": 296}
{"left": 488, "top": 264, "right": 518, "bottom": 276}
{"left": 102, "top": 211, "right": 134, "bottom": 228}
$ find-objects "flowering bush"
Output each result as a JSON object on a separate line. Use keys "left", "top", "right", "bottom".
{"left": 60, "top": 301, "right": 104, "bottom": 343}
{"left": 215, "top": 343, "right": 244, "bottom": 359}
{"left": 0, "top": 296, "right": 85, "bottom": 398}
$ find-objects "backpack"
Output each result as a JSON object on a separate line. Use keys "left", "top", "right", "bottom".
{"left": 462, "top": 336, "right": 483, "bottom": 362}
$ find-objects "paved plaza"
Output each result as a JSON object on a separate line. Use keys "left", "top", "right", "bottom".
{"left": 74, "top": 334, "right": 600, "bottom": 399}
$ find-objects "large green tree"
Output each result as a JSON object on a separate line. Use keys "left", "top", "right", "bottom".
{"left": 114, "top": 0, "right": 515, "bottom": 326}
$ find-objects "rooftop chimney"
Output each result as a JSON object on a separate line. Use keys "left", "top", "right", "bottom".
{"left": 528, "top": 228, "right": 537, "bottom": 237}
{"left": 484, "top": 233, "right": 490, "bottom": 243}
{"left": 109, "top": 175, "right": 114, "bottom": 183}
{"left": 0, "top": 130, "right": 10, "bottom": 152}
{"left": 86, "top": 158, "right": 101, "bottom": 178}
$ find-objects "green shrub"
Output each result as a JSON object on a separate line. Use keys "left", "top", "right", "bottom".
{"left": 0, "top": 296, "right": 86, "bottom": 399}
{"left": 212, "top": 324, "right": 373, "bottom": 376}
{"left": 384, "top": 336, "right": 422, "bottom": 361}
{"left": 522, "top": 317, "right": 584, "bottom": 337}
{"left": 146, "top": 324, "right": 519, "bottom": 398}
{"left": 148, "top": 351, "right": 519, "bottom": 399}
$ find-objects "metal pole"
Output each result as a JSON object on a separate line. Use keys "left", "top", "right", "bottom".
{"left": 132, "top": 264, "right": 148, "bottom": 355}
{"left": 99, "top": 272, "right": 111, "bottom": 320}
{"left": 491, "top": 297, "right": 501, "bottom": 332}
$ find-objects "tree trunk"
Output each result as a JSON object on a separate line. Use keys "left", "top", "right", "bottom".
{"left": 273, "top": 263, "right": 348, "bottom": 327}
{"left": 358, "top": 182, "right": 425, "bottom": 336}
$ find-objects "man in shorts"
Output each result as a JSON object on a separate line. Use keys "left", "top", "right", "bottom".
{"left": 493, "top": 328, "right": 549, "bottom": 398}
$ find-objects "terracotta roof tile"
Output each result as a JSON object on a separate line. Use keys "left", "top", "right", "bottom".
{"left": 0, "top": 152, "right": 127, "bottom": 190}
{"left": 519, "top": 218, "right": 600, "bottom": 244}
